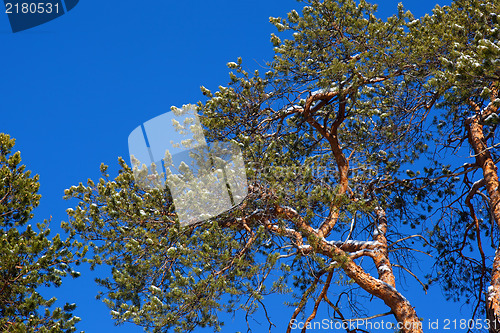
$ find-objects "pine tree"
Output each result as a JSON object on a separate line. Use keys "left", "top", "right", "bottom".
{"left": 0, "top": 133, "right": 83, "bottom": 333}
{"left": 64, "top": 1, "right": 434, "bottom": 332}
{"left": 60, "top": 0, "right": 500, "bottom": 332}
{"left": 406, "top": 1, "right": 500, "bottom": 330}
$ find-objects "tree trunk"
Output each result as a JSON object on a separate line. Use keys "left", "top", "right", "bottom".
{"left": 466, "top": 113, "right": 500, "bottom": 333}
{"left": 317, "top": 241, "right": 423, "bottom": 333}
{"left": 342, "top": 259, "right": 423, "bottom": 333}
{"left": 488, "top": 247, "right": 500, "bottom": 333}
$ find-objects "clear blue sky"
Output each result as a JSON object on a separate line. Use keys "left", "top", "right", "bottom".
{"left": 1, "top": 0, "right": 473, "bottom": 332}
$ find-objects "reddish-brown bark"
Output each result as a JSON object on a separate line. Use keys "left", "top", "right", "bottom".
{"left": 274, "top": 198, "right": 423, "bottom": 332}
{"left": 266, "top": 86, "right": 424, "bottom": 332}
{"left": 489, "top": 247, "right": 500, "bottom": 333}
{"left": 373, "top": 208, "right": 396, "bottom": 287}
{"left": 289, "top": 90, "right": 423, "bottom": 332}
{"left": 466, "top": 101, "right": 500, "bottom": 333}
{"left": 316, "top": 241, "right": 423, "bottom": 333}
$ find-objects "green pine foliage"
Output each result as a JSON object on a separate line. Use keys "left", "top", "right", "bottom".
{"left": 64, "top": 1, "right": 436, "bottom": 331}
{"left": 409, "top": 0, "right": 500, "bottom": 309}
{"left": 0, "top": 134, "right": 84, "bottom": 333}
{"left": 63, "top": 160, "right": 283, "bottom": 332}
{"left": 63, "top": 0, "right": 500, "bottom": 331}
